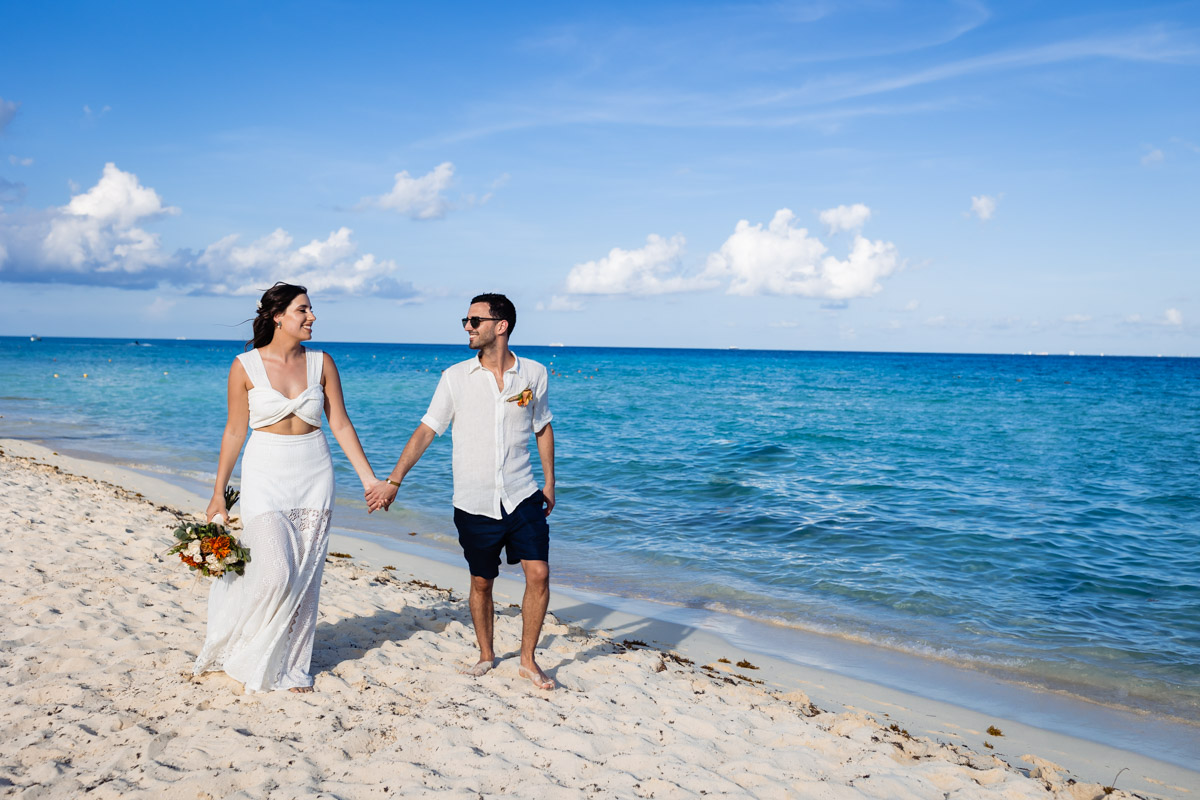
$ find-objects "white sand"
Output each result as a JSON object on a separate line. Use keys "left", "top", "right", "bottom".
{"left": 1, "top": 439, "right": 1195, "bottom": 799}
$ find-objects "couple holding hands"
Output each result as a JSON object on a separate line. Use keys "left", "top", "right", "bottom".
{"left": 194, "top": 283, "right": 555, "bottom": 694}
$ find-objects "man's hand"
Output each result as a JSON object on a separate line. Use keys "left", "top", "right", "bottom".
{"left": 365, "top": 479, "right": 399, "bottom": 513}
{"left": 541, "top": 485, "right": 555, "bottom": 516}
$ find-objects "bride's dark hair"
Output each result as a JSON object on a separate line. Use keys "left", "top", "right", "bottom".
{"left": 247, "top": 282, "right": 309, "bottom": 350}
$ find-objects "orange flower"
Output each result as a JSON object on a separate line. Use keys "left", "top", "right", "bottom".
{"left": 506, "top": 388, "right": 534, "bottom": 407}
{"left": 209, "top": 536, "right": 232, "bottom": 560}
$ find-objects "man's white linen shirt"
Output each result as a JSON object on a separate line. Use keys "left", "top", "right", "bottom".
{"left": 420, "top": 353, "right": 553, "bottom": 519}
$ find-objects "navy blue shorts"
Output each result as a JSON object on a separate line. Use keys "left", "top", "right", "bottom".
{"left": 453, "top": 492, "right": 550, "bottom": 579}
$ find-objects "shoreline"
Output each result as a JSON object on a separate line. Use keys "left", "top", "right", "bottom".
{"left": 2, "top": 437, "right": 1197, "bottom": 797}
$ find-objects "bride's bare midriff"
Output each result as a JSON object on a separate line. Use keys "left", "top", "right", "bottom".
{"left": 254, "top": 414, "right": 320, "bottom": 436}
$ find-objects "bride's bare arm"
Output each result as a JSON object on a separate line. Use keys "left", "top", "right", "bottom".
{"left": 207, "top": 359, "right": 250, "bottom": 522}
{"left": 322, "top": 353, "right": 377, "bottom": 491}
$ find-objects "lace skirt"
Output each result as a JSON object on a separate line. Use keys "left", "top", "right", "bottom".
{"left": 193, "top": 429, "right": 335, "bottom": 692}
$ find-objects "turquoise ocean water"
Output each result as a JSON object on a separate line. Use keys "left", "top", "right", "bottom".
{"left": 2, "top": 336, "right": 1197, "bottom": 731}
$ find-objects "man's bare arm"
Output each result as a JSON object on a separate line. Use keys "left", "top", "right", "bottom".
{"left": 535, "top": 422, "right": 555, "bottom": 516}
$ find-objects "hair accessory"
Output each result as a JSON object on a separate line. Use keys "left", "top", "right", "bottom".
{"left": 256, "top": 301, "right": 263, "bottom": 311}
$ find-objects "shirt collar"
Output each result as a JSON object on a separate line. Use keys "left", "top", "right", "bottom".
{"left": 468, "top": 351, "right": 520, "bottom": 374}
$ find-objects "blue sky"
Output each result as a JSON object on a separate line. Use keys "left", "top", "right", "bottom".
{"left": 1, "top": 1, "right": 1197, "bottom": 354}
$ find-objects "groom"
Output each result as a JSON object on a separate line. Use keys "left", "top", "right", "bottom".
{"left": 365, "top": 293, "right": 557, "bottom": 689}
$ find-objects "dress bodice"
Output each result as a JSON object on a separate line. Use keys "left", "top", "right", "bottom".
{"left": 236, "top": 349, "right": 324, "bottom": 429}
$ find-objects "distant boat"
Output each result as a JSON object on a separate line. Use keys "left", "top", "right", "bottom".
{"left": 29, "top": 335, "right": 41, "bottom": 342}
{"left": 549, "top": 342, "right": 565, "bottom": 347}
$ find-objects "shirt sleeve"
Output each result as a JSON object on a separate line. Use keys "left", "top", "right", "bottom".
{"left": 420, "top": 372, "right": 455, "bottom": 436}
{"left": 531, "top": 366, "right": 553, "bottom": 433}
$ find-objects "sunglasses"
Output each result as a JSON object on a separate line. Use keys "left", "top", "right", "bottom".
{"left": 462, "top": 316, "right": 502, "bottom": 329}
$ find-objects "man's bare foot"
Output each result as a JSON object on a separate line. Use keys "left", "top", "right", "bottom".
{"left": 289, "top": 686, "right": 314, "bottom": 693}
{"left": 518, "top": 665, "right": 555, "bottom": 690}
{"left": 460, "top": 660, "right": 495, "bottom": 677}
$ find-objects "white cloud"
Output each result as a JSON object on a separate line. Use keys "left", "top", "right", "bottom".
{"left": 65, "top": 163, "right": 178, "bottom": 228}
{"left": 8, "top": 155, "right": 33, "bottom": 167}
{"left": 368, "top": 162, "right": 455, "bottom": 220}
{"left": 0, "top": 98, "right": 17, "bottom": 133}
{"left": 536, "top": 295, "right": 583, "bottom": 312}
{"left": 566, "top": 233, "right": 713, "bottom": 295}
{"left": 1141, "top": 147, "right": 1165, "bottom": 166}
{"left": 703, "top": 208, "right": 899, "bottom": 299}
{"left": 0, "top": 162, "right": 414, "bottom": 298}
{"left": 0, "top": 164, "right": 179, "bottom": 286}
{"left": 970, "top": 194, "right": 998, "bottom": 220}
{"left": 41, "top": 162, "right": 179, "bottom": 274}
{"left": 904, "top": 299, "right": 920, "bottom": 311}
{"left": 1125, "top": 313, "right": 1143, "bottom": 323}
{"left": 197, "top": 226, "right": 413, "bottom": 297}
{"left": 819, "top": 203, "right": 871, "bottom": 233}
{"left": 1165, "top": 308, "right": 1183, "bottom": 326}
{"left": 1064, "top": 314, "right": 1091, "bottom": 323}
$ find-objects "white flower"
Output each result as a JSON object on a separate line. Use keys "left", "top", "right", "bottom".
{"left": 223, "top": 554, "right": 239, "bottom": 565}
{"left": 205, "top": 554, "right": 219, "bottom": 565}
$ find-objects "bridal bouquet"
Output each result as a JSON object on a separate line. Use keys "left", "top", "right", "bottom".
{"left": 167, "top": 487, "right": 251, "bottom": 578}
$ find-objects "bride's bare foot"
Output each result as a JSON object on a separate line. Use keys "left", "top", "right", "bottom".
{"left": 289, "top": 686, "right": 314, "bottom": 693}
{"left": 460, "top": 659, "right": 494, "bottom": 677}
{"left": 518, "top": 664, "right": 555, "bottom": 690}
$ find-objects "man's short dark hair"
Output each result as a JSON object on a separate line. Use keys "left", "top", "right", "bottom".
{"left": 472, "top": 293, "right": 516, "bottom": 336}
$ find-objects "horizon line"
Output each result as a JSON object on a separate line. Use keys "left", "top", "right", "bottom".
{"left": 2, "top": 334, "right": 1193, "bottom": 361}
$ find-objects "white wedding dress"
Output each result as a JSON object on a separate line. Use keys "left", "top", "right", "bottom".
{"left": 193, "top": 348, "right": 334, "bottom": 692}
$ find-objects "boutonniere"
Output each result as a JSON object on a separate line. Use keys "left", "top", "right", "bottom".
{"left": 506, "top": 388, "right": 533, "bottom": 407}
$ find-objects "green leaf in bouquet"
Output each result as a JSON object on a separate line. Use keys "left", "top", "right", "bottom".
{"left": 224, "top": 486, "right": 240, "bottom": 512}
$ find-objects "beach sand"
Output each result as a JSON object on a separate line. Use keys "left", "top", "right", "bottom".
{"left": 1, "top": 438, "right": 1195, "bottom": 799}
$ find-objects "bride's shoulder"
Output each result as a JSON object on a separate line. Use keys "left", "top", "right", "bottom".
{"left": 311, "top": 349, "right": 337, "bottom": 377}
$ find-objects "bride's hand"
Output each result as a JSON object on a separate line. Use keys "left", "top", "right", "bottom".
{"left": 205, "top": 494, "right": 227, "bottom": 524}
{"left": 363, "top": 479, "right": 382, "bottom": 513}
{"left": 364, "top": 479, "right": 397, "bottom": 514}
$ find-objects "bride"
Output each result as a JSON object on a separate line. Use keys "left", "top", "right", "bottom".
{"left": 194, "top": 282, "right": 381, "bottom": 693}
